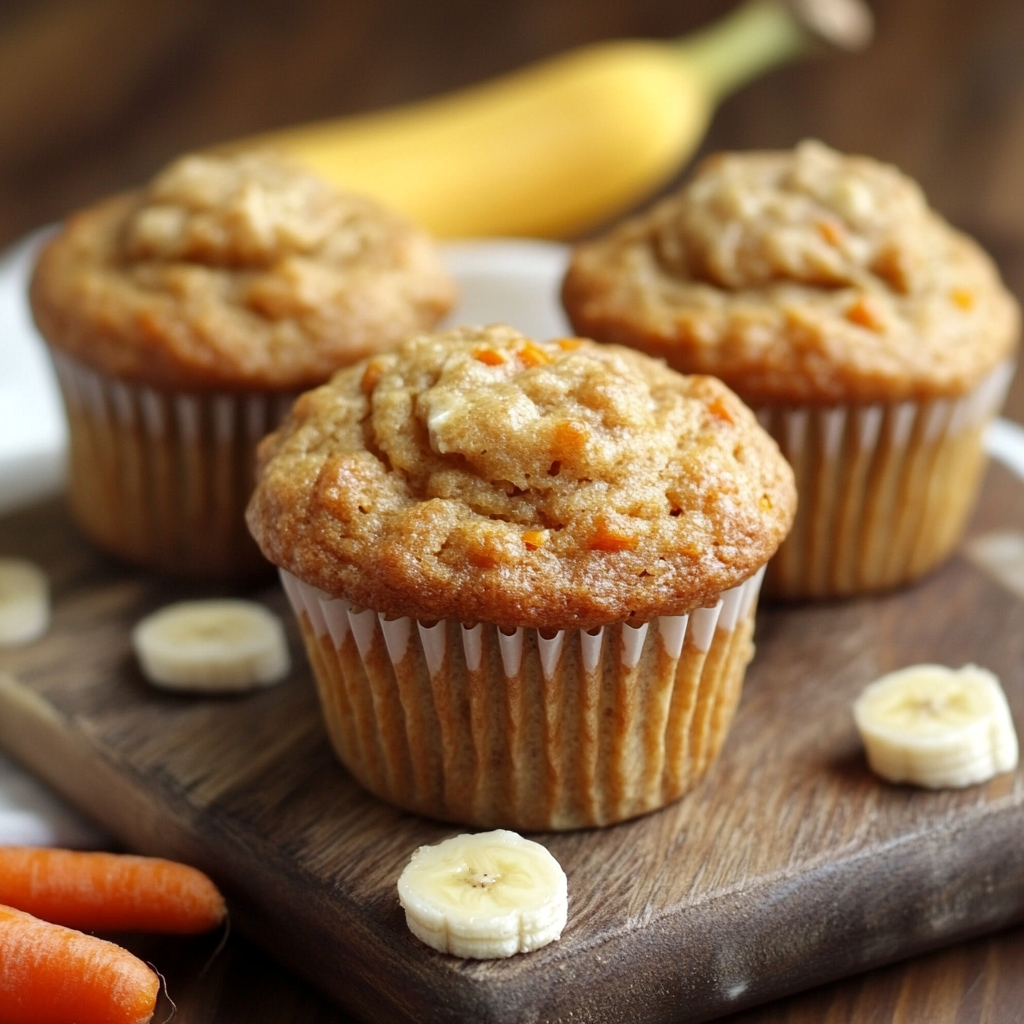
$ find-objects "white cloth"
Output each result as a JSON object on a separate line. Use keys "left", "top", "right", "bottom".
{"left": 0, "top": 750, "right": 109, "bottom": 847}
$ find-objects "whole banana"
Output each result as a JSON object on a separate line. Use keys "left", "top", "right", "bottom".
{"left": 227, "top": 0, "right": 870, "bottom": 239}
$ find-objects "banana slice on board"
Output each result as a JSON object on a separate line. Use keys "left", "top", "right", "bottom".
{"left": 132, "top": 599, "right": 290, "bottom": 692}
{"left": 853, "top": 664, "right": 1019, "bottom": 789}
{"left": 397, "top": 830, "right": 568, "bottom": 959}
{"left": 0, "top": 557, "right": 50, "bottom": 646}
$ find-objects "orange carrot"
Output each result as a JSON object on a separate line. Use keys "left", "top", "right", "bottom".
{"left": 0, "top": 846, "right": 226, "bottom": 934}
{"left": 518, "top": 341, "right": 552, "bottom": 367}
{"left": 0, "top": 902, "right": 159, "bottom": 1024}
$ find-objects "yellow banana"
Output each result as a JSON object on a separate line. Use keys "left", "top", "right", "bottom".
{"left": 227, "top": 0, "right": 870, "bottom": 240}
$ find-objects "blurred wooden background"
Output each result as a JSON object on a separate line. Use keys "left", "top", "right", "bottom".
{"left": 2, "top": 0, "right": 1024, "bottom": 1021}
{"left": 5, "top": 0, "right": 1024, "bottom": 247}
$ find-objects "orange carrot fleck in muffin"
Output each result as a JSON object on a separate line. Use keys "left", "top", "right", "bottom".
{"left": 361, "top": 360, "right": 386, "bottom": 393}
{"left": 519, "top": 340, "right": 553, "bottom": 367}
{"left": 845, "top": 295, "right": 884, "bottom": 331}
{"left": 550, "top": 420, "right": 589, "bottom": 462}
{"left": 707, "top": 396, "right": 735, "bottom": 424}
{"left": 473, "top": 346, "right": 507, "bottom": 365}
{"left": 816, "top": 217, "right": 845, "bottom": 246}
{"left": 588, "top": 514, "right": 640, "bottom": 552}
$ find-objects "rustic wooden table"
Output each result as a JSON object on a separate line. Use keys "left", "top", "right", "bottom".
{"left": 1, "top": 1, "right": 1023, "bottom": 1021}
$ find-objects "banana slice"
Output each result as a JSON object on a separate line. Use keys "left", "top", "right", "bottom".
{"left": 853, "top": 664, "right": 1019, "bottom": 789}
{"left": 132, "top": 599, "right": 290, "bottom": 692}
{"left": 0, "top": 557, "right": 50, "bottom": 646}
{"left": 397, "top": 829, "right": 568, "bottom": 959}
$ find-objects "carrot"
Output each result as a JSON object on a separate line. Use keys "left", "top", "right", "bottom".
{"left": 0, "top": 846, "right": 227, "bottom": 934}
{"left": 0, "top": 902, "right": 159, "bottom": 1024}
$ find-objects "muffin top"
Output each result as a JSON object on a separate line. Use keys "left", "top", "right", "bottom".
{"left": 562, "top": 141, "right": 1020, "bottom": 405}
{"left": 30, "top": 152, "right": 456, "bottom": 392}
{"left": 247, "top": 324, "right": 796, "bottom": 630}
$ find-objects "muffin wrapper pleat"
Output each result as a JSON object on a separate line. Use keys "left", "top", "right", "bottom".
{"left": 51, "top": 352, "right": 294, "bottom": 579}
{"left": 758, "top": 360, "right": 1014, "bottom": 598}
{"left": 280, "top": 567, "right": 765, "bottom": 830}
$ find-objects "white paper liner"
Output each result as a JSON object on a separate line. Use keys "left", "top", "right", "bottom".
{"left": 758, "top": 360, "right": 1014, "bottom": 598}
{"left": 50, "top": 351, "right": 294, "bottom": 578}
{"left": 285, "top": 568, "right": 764, "bottom": 656}
{"left": 281, "top": 566, "right": 766, "bottom": 830}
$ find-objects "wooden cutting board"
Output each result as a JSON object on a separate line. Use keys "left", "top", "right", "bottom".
{"left": 2, "top": 464, "right": 1024, "bottom": 1024}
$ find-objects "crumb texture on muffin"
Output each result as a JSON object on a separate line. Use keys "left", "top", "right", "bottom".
{"left": 247, "top": 325, "right": 795, "bottom": 629}
{"left": 562, "top": 140, "right": 1019, "bottom": 404}
{"left": 30, "top": 152, "right": 456, "bottom": 391}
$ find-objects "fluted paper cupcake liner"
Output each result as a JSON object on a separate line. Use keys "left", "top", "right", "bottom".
{"left": 51, "top": 352, "right": 295, "bottom": 579}
{"left": 757, "top": 360, "right": 1014, "bottom": 598}
{"left": 281, "top": 566, "right": 765, "bottom": 830}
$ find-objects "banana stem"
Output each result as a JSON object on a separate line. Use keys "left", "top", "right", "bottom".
{"left": 672, "top": 0, "right": 810, "bottom": 103}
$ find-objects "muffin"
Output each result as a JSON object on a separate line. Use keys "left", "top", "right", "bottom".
{"left": 562, "top": 140, "right": 1020, "bottom": 598}
{"left": 29, "top": 151, "right": 456, "bottom": 580}
{"left": 246, "top": 324, "right": 796, "bottom": 829}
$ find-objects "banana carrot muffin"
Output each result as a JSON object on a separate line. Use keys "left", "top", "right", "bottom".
{"left": 29, "top": 150, "right": 456, "bottom": 579}
{"left": 562, "top": 140, "right": 1020, "bottom": 597}
{"left": 247, "top": 324, "right": 796, "bottom": 829}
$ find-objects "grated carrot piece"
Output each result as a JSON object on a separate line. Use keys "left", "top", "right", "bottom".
{"left": 846, "top": 296, "right": 884, "bottom": 331}
{"left": 589, "top": 516, "right": 639, "bottom": 552}
{"left": 519, "top": 341, "right": 552, "bottom": 367}
{"left": 816, "top": 219, "right": 845, "bottom": 246}
{"left": 551, "top": 420, "right": 588, "bottom": 461}
{"left": 360, "top": 360, "right": 385, "bottom": 393}
{"left": 472, "top": 347, "right": 506, "bottom": 366}
{"left": 707, "top": 396, "right": 735, "bottom": 424}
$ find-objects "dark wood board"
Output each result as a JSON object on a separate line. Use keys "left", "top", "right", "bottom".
{"left": 1, "top": 464, "right": 1024, "bottom": 1024}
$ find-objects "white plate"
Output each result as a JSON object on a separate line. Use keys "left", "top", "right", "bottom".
{"left": 1, "top": 232, "right": 1022, "bottom": 846}
{"left": 0, "top": 228, "right": 65, "bottom": 514}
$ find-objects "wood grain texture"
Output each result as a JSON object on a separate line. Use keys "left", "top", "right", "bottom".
{"left": 91, "top": 917, "right": 1024, "bottom": 1024}
{"left": 722, "top": 921, "right": 1024, "bottom": 1024}
{"left": 1, "top": 464, "right": 1023, "bottom": 1023}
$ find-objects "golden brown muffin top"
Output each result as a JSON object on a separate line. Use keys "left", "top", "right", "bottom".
{"left": 29, "top": 152, "right": 456, "bottom": 392}
{"left": 562, "top": 141, "right": 1020, "bottom": 405}
{"left": 247, "top": 325, "right": 796, "bottom": 630}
